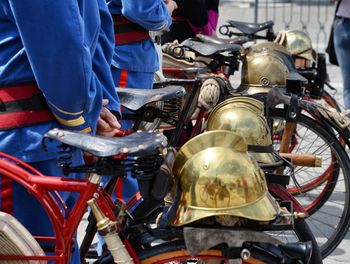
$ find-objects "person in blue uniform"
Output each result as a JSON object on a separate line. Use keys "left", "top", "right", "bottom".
{"left": 0, "top": 0, "right": 121, "bottom": 263}
{"left": 108, "top": 0, "right": 176, "bottom": 92}
{"left": 107, "top": 0, "right": 176, "bottom": 202}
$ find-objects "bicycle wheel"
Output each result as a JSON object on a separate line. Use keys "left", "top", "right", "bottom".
{"left": 270, "top": 108, "right": 350, "bottom": 258}
{"left": 137, "top": 219, "right": 322, "bottom": 263}
{"left": 139, "top": 240, "right": 227, "bottom": 264}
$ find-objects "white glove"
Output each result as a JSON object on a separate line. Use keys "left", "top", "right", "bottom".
{"left": 162, "top": 40, "right": 196, "bottom": 62}
{"left": 162, "top": 40, "right": 181, "bottom": 56}
{"left": 197, "top": 78, "right": 221, "bottom": 110}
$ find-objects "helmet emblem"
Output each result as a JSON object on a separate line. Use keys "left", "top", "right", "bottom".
{"left": 260, "top": 77, "right": 269, "bottom": 86}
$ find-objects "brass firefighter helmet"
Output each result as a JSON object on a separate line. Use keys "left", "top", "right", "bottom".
{"left": 206, "top": 98, "right": 275, "bottom": 164}
{"left": 248, "top": 42, "right": 296, "bottom": 70}
{"left": 172, "top": 146, "right": 279, "bottom": 226}
{"left": 240, "top": 47, "right": 306, "bottom": 94}
{"left": 169, "top": 130, "right": 249, "bottom": 207}
{"left": 275, "top": 30, "right": 317, "bottom": 61}
{"left": 173, "top": 130, "right": 248, "bottom": 180}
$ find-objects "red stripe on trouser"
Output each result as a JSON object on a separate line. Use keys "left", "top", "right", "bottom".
{"left": 118, "top": 69, "right": 129, "bottom": 88}
{"left": 1, "top": 176, "right": 13, "bottom": 214}
{"left": 118, "top": 69, "right": 128, "bottom": 120}
{"left": 115, "top": 69, "right": 129, "bottom": 201}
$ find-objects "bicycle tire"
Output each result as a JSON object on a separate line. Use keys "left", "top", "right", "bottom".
{"left": 270, "top": 108, "right": 350, "bottom": 258}
{"left": 138, "top": 240, "right": 226, "bottom": 264}
{"left": 136, "top": 219, "right": 322, "bottom": 264}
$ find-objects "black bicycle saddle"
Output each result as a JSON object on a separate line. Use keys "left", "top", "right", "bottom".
{"left": 182, "top": 39, "right": 242, "bottom": 57}
{"left": 117, "top": 86, "right": 186, "bottom": 111}
{"left": 196, "top": 34, "right": 250, "bottom": 46}
{"left": 227, "top": 20, "right": 274, "bottom": 35}
{"left": 44, "top": 129, "right": 167, "bottom": 157}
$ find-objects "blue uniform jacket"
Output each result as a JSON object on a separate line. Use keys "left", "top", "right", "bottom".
{"left": 0, "top": 0, "right": 120, "bottom": 162}
{"left": 108, "top": 0, "right": 172, "bottom": 73}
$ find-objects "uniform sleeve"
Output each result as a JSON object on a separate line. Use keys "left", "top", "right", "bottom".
{"left": 8, "top": 0, "right": 103, "bottom": 133}
{"left": 96, "top": 0, "right": 121, "bottom": 116}
{"left": 121, "top": 0, "right": 172, "bottom": 31}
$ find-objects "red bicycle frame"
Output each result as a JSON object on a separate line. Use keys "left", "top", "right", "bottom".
{"left": 0, "top": 151, "right": 141, "bottom": 264}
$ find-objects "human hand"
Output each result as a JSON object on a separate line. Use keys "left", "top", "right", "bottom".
{"left": 96, "top": 99, "right": 121, "bottom": 137}
{"left": 166, "top": 0, "right": 177, "bottom": 15}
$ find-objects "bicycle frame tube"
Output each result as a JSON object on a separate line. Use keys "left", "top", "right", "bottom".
{"left": 0, "top": 152, "right": 141, "bottom": 263}
{"left": 268, "top": 183, "right": 308, "bottom": 216}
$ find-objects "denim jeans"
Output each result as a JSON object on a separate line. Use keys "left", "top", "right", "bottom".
{"left": 334, "top": 17, "right": 350, "bottom": 109}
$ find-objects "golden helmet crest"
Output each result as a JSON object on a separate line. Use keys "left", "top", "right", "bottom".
{"left": 172, "top": 146, "right": 279, "bottom": 226}
{"left": 275, "top": 30, "right": 317, "bottom": 61}
{"left": 206, "top": 98, "right": 275, "bottom": 164}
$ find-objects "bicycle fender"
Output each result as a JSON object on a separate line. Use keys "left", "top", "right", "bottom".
{"left": 300, "top": 99, "right": 350, "bottom": 137}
